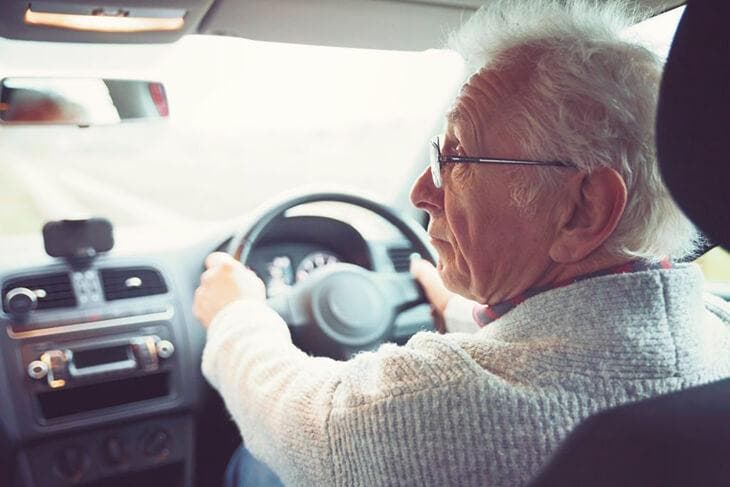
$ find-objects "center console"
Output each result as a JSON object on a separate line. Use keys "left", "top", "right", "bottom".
{"left": 0, "top": 258, "right": 199, "bottom": 487}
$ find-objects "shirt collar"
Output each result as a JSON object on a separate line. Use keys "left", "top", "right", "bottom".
{"left": 472, "top": 258, "right": 672, "bottom": 328}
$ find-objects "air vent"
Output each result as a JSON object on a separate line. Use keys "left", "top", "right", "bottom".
{"left": 2, "top": 272, "right": 76, "bottom": 312}
{"left": 100, "top": 267, "right": 168, "bottom": 301}
{"left": 387, "top": 247, "right": 414, "bottom": 273}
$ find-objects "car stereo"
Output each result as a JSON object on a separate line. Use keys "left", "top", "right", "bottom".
{"left": 26, "top": 334, "right": 175, "bottom": 391}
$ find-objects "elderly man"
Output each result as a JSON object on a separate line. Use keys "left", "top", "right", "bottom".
{"left": 193, "top": 0, "right": 730, "bottom": 485}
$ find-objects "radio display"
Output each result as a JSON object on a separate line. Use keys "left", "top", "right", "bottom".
{"left": 73, "top": 345, "right": 130, "bottom": 369}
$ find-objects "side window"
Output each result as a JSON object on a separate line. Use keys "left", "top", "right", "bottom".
{"left": 696, "top": 247, "right": 730, "bottom": 283}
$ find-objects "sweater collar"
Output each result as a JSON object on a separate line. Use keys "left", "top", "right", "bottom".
{"left": 472, "top": 259, "right": 672, "bottom": 328}
{"left": 459, "top": 263, "right": 724, "bottom": 381}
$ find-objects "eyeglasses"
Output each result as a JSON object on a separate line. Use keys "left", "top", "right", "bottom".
{"left": 429, "top": 135, "right": 573, "bottom": 188}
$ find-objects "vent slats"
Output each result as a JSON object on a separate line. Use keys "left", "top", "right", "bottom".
{"left": 100, "top": 267, "right": 168, "bottom": 301}
{"left": 387, "top": 247, "right": 414, "bottom": 273}
{"left": 2, "top": 273, "right": 77, "bottom": 312}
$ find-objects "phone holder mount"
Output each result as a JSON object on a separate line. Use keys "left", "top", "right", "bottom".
{"left": 42, "top": 218, "right": 114, "bottom": 270}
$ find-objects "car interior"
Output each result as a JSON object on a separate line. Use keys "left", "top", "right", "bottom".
{"left": 0, "top": 0, "right": 727, "bottom": 486}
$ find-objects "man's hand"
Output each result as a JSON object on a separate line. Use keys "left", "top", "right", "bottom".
{"left": 410, "top": 256, "right": 456, "bottom": 333}
{"left": 193, "top": 252, "right": 266, "bottom": 328}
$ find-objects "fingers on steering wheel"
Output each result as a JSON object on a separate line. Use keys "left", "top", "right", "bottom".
{"left": 205, "top": 251, "right": 234, "bottom": 269}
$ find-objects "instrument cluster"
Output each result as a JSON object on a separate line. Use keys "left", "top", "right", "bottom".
{"left": 259, "top": 248, "right": 342, "bottom": 297}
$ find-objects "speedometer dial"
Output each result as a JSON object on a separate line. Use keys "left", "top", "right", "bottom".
{"left": 296, "top": 251, "right": 340, "bottom": 281}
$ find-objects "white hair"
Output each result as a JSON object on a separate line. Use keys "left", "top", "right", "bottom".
{"left": 448, "top": 0, "right": 703, "bottom": 261}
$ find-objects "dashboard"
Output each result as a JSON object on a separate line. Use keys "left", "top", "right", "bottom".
{"left": 0, "top": 209, "right": 431, "bottom": 487}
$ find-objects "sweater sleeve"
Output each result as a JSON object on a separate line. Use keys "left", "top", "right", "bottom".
{"left": 201, "top": 299, "right": 482, "bottom": 486}
{"left": 443, "top": 295, "right": 480, "bottom": 333}
{"left": 201, "top": 299, "right": 346, "bottom": 486}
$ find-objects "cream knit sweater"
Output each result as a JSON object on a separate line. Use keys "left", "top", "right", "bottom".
{"left": 202, "top": 264, "right": 730, "bottom": 486}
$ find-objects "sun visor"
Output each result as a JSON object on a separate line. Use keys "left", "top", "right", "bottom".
{"left": 0, "top": 0, "right": 215, "bottom": 43}
{"left": 197, "top": 0, "right": 480, "bottom": 51}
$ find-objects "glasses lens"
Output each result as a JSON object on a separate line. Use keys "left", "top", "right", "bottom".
{"left": 430, "top": 136, "right": 442, "bottom": 188}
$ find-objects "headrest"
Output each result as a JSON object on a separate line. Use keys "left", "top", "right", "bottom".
{"left": 657, "top": 0, "right": 730, "bottom": 249}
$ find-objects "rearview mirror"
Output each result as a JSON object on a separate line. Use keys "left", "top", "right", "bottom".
{"left": 0, "top": 77, "right": 168, "bottom": 125}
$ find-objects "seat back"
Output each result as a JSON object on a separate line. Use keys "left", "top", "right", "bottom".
{"left": 529, "top": 378, "right": 730, "bottom": 486}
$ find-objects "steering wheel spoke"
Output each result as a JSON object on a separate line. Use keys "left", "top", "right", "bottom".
{"left": 267, "top": 291, "right": 310, "bottom": 328}
{"left": 372, "top": 272, "right": 426, "bottom": 311}
{"left": 391, "top": 303, "right": 434, "bottom": 339}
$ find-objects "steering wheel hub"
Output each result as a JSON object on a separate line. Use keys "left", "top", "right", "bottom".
{"left": 313, "top": 269, "right": 391, "bottom": 346}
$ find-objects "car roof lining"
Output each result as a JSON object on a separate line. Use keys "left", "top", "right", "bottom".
{"left": 198, "top": 0, "right": 686, "bottom": 51}
{"left": 0, "top": 0, "right": 685, "bottom": 48}
{"left": 197, "top": 0, "right": 476, "bottom": 51}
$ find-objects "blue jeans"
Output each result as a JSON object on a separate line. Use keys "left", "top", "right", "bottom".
{"left": 224, "top": 444, "right": 285, "bottom": 487}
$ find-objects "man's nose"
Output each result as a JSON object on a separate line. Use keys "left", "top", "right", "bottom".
{"left": 410, "top": 166, "right": 442, "bottom": 214}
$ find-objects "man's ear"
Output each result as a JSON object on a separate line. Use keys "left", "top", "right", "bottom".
{"left": 549, "top": 167, "right": 627, "bottom": 263}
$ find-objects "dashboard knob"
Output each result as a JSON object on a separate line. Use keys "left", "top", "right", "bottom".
{"left": 143, "top": 429, "right": 171, "bottom": 459}
{"left": 4, "top": 287, "right": 38, "bottom": 315}
{"left": 103, "top": 437, "right": 126, "bottom": 466}
{"left": 27, "top": 360, "right": 49, "bottom": 380}
{"left": 156, "top": 340, "right": 175, "bottom": 359}
{"left": 53, "top": 446, "right": 90, "bottom": 482}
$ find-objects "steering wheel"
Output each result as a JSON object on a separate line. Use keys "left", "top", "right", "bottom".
{"left": 226, "top": 191, "right": 438, "bottom": 358}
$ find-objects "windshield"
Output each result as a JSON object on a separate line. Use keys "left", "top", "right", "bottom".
{"left": 0, "top": 35, "right": 464, "bottom": 236}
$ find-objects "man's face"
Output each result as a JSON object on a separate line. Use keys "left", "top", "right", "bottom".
{"left": 410, "top": 71, "right": 560, "bottom": 304}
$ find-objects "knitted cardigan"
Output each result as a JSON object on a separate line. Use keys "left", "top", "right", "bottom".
{"left": 202, "top": 264, "right": 730, "bottom": 486}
